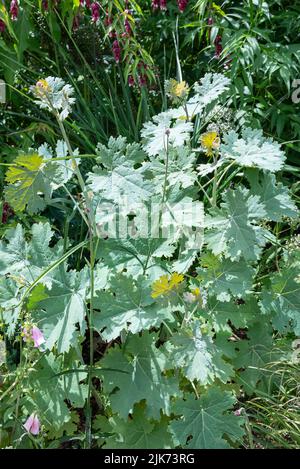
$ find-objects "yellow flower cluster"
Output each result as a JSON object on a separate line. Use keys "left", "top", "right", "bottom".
{"left": 200, "top": 131, "right": 220, "bottom": 156}
{"left": 165, "top": 79, "right": 189, "bottom": 101}
{"left": 151, "top": 272, "right": 184, "bottom": 298}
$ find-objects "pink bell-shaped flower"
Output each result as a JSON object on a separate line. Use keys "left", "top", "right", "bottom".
{"left": 31, "top": 326, "right": 45, "bottom": 348}
{"left": 24, "top": 414, "right": 40, "bottom": 435}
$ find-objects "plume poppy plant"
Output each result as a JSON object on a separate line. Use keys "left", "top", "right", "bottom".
{"left": 24, "top": 414, "right": 40, "bottom": 435}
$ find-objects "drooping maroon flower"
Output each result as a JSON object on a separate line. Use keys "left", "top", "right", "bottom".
{"left": 139, "top": 74, "right": 147, "bottom": 87}
{"left": 42, "top": 0, "right": 48, "bottom": 10}
{"left": 128, "top": 75, "right": 135, "bottom": 87}
{"left": 73, "top": 14, "right": 80, "bottom": 31}
{"left": 91, "top": 2, "right": 100, "bottom": 22}
{"left": 10, "top": 0, "right": 19, "bottom": 21}
{"left": 124, "top": 17, "right": 132, "bottom": 35}
{"left": 160, "top": 0, "right": 167, "bottom": 10}
{"left": 152, "top": 0, "right": 160, "bottom": 10}
{"left": 214, "top": 34, "right": 223, "bottom": 58}
{"left": 104, "top": 10, "right": 113, "bottom": 26}
{"left": 0, "top": 20, "right": 5, "bottom": 33}
{"left": 112, "top": 40, "right": 121, "bottom": 63}
{"left": 1, "top": 202, "right": 14, "bottom": 224}
{"left": 138, "top": 61, "right": 148, "bottom": 71}
{"left": 85, "top": 0, "right": 91, "bottom": 7}
{"left": 177, "top": 0, "right": 188, "bottom": 12}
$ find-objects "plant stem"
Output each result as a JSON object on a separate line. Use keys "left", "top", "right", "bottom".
{"left": 55, "top": 113, "right": 97, "bottom": 449}
{"left": 172, "top": 17, "right": 183, "bottom": 83}
{"left": 56, "top": 118, "right": 86, "bottom": 195}
{"left": 159, "top": 134, "right": 170, "bottom": 237}
{"left": 212, "top": 157, "right": 218, "bottom": 207}
{"left": 85, "top": 234, "right": 95, "bottom": 449}
{"left": 161, "top": 134, "right": 170, "bottom": 207}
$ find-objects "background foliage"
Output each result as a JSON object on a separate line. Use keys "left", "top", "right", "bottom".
{"left": 0, "top": 0, "right": 299, "bottom": 449}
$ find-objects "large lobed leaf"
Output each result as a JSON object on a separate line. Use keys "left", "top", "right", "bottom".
{"left": 99, "top": 333, "right": 181, "bottom": 419}
{"left": 170, "top": 388, "right": 244, "bottom": 449}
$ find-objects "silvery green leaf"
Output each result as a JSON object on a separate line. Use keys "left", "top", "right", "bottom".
{"left": 247, "top": 170, "right": 298, "bottom": 221}
{"left": 222, "top": 128, "right": 285, "bottom": 172}
{"left": 167, "top": 321, "right": 233, "bottom": 384}
{"left": 141, "top": 111, "right": 193, "bottom": 156}
{"left": 93, "top": 274, "right": 174, "bottom": 341}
